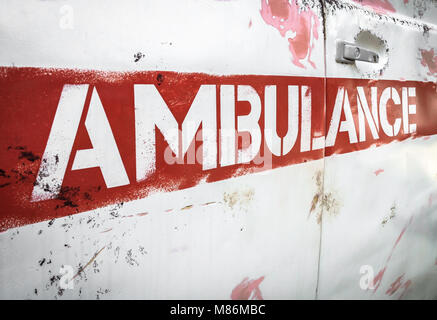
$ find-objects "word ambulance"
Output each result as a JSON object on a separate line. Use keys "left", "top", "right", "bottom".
{"left": 32, "top": 82, "right": 417, "bottom": 202}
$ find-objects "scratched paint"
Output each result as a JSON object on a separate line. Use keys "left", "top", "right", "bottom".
{"left": 385, "top": 274, "right": 411, "bottom": 299}
{"left": 372, "top": 216, "right": 414, "bottom": 292}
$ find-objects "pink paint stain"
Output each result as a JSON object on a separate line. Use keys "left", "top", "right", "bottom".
{"left": 371, "top": 267, "right": 386, "bottom": 292}
{"left": 352, "top": 0, "right": 395, "bottom": 14}
{"left": 372, "top": 216, "right": 414, "bottom": 293}
{"left": 374, "top": 169, "right": 384, "bottom": 176}
{"left": 231, "top": 276, "right": 265, "bottom": 300}
{"left": 420, "top": 48, "right": 437, "bottom": 76}
{"left": 260, "top": 0, "right": 319, "bottom": 69}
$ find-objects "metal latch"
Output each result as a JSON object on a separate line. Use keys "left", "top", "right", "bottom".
{"left": 336, "top": 40, "right": 379, "bottom": 64}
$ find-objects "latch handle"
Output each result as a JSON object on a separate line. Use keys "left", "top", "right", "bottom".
{"left": 336, "top": 40, "right": 379, "bottom": 64}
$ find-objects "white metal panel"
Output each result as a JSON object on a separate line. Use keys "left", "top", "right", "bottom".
{"left": 319, "top": 0, "right": 437, "bottom": 299}
{"left": 0, "top": 0, "right": 325, "bottom": 76}
{"left": 0, "top": 0, "right": 326, "bottom": 299}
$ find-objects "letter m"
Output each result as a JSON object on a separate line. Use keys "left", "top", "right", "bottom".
{"left": 135, "top": 84, "right": 217, "bottom": 181}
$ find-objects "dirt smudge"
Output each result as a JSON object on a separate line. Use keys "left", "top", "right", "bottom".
{"left": 308, "top": 170, "right": 341, "bottom": 224}
{"left": 381, "top": 203, "right": 396, "bottom": 226}
{"left": 72, "top": 246, "right": 105, "bottom": 280}
{"left": 223, "top": 188, "right": 255, "bottom": 210}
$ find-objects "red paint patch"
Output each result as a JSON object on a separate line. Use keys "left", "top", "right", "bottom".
{"left": 372, "top": 267, "right": 386, "bottom": 291}
{"left": 374, "top": 169, "right": 384, "bottom": 176}
{"left": 231, "top": 276, "right": 265, "bottom": 300}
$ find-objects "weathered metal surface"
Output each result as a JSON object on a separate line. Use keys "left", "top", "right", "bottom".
{"left": 0, "top": 0, "right": 436, "bottom": 300}
{"left": 319, "top": 0, "right": 437, "bottom": 299}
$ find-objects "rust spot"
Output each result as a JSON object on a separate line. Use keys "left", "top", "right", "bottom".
{"left": 308, "top": 170, "right": 341, "bottom": 223}
{"left": 309, "top": 193, "right": 320, "bottom": 214}
{"left": 72, "top": 246, "right": 105, "bottom": 280}
{"left": 223, "top": 189, "right": 255, "bottom": 210}
{"left": 308, "top": 170, "right": 323, "bottom": 219}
